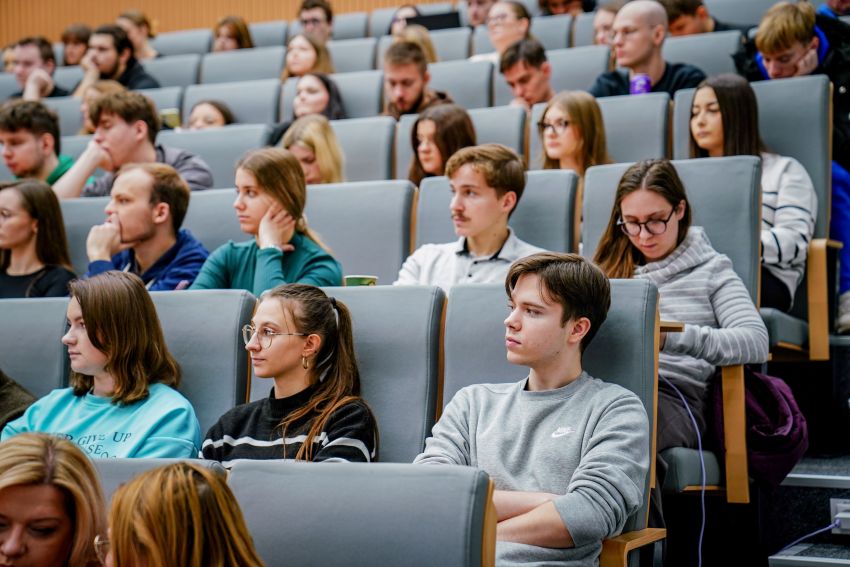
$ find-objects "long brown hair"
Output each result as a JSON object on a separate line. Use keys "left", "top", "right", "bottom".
{"left": 281, "top": 32, "right": 335, "bottom": 81}
{"left": 688, "top": 74, "right": 766, "bottom": 159}
{"left": 262, "top": 284, "right": 377, "bottom": 461}
{"left": 0, "top": 180, "right": 73, "bottom": 272}
{"left": 0, "top": 433, "right": 106, "bottom": 567}
{"left": 540, "top": 91, "right": 611, "bottom": 175}
{"left": 409, "top": 104, "right": 476, "bottom": 187}
{"left": 214, "top": 15, "right": 255, "bottom": 49}
{"left": 109, "top": 462, "right": 265, "bottom": 567}
{"left": 236, "top": 147, "right": 331, "bottom": 251}
{"left": 68, "top": 271, "right": 181, "bottom": 404}
{"left": 593, "top": 159, "right": 692, "bottom": 279}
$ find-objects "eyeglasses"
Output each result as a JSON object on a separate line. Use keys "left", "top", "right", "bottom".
{"left": 300, "top": 17, "right": 326, "bottom": 27}
{"left": 617, "top": 208, "right": 676, "bottom": 236}
{"left": 537, "top": 119, "right": 571, "bottom": 136}
{"left": 486, "top": 13, "right": 517, "bottom": 27}
{"left": 94, "top": 534, "right": 109, "bottom": 565}
{"left": 241, "top": 324, "right": 306, "bottom": 349}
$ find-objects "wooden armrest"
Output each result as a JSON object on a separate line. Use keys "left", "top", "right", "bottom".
{"left": 600, "top": 528, "right": 667, "bottom": 567}
{"left": 482, "top": 479, "right": 497, "bottom": 567}
{"left": 806, "top": 239, "right": 841, "bottom": 361}
{"left": 721, "top": 365, "right": 749, "bottom": 504}
{"left": 660, "top": 320, "right": 684, "bottom": 332}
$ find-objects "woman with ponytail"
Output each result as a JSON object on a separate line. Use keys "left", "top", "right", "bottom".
{"left": 191, "top": 148, "right": 342, "bottom": 295}
{"left": 202, "top": 283, "right": 378, "bottom": 465}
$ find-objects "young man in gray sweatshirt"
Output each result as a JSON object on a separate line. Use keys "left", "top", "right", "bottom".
{"left": 415, "top": 253, "right": 650, "bottom": 567}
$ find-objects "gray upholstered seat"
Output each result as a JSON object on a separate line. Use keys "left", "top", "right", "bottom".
{"left": 305, "top": 285, "right": 444, "bottom": 463}
{"left": 0, "top": 73, "right": 18, "bottom": 100}
{"left": 156, "top": 124, "right": 270, "bottom": 189}
{"left": 572, "top": 11, "right": 596, "bottom": 46}
{"left": 416, "top": 170, "right": 579, "bottom": 253}
{"left": 0, "top": 297, "right": 70, "bottom": 398}
{"left": 472, "top": 24, "right": 493, "bottom": 55}
{"left": 494, "top": 45, "right": 610, "bottom": 106}
{"left": 94, "top": 458, "right": 226, "bottom": 503}
{"left": 394, "top": 105, "right": 525, "bottom": 179}
{"left": 200, "top": 46, "right": 286, "bottom": 84}
{"left": 429, "top": 60, "right": 493, "bottom": 109}
{"left": 151, "top": 28, "right": 213, "bottom": 56}
{"left": 702, "top": 0, "right": 772, "bottom": 27}
{"left": 43, "top": 95, "right": 84, "bottom": 138}
{"left": 60, "top": 134, "right": 92, "bottom": 160}
{"left": 305, "top": 180, "right": 416, "bottom": 284}
{"left": 151, "top": 289, "right": 255, "bottom": 434}
{"left": 228, "top": 460, "right": 492, "bottom": 567}
{"left": 182, "top": 189, "right": 247, "bottom": 253}
{"left": 332, "top": 11, "right": 370, "bottom": 40}
{"left": 53, "top": 66, "right": 84, "bottom": 93}
{"left": 441, "top": 279, "right": 661, "bottom": 558}
{"left": 60, "top": 195, "right": 110, "bottom": 275}
{"left": 528, "top": 92, "right": 670, "bottom": 168}
{"left": 280, "top": 70, "right": 384, "bottom": 121}
{"left": 249, "top": 20, "right": 288, "bottom": 48}
{"left": 529, "top": 14, "right": 573, "bottom": 50}
{"left": 138, "top": 86, "right": 183, "bottom": 119}
{"left": 141, "top": 54, "right": 201, "bottom": 88}
{"left": 184, "top": 79, "right": 280, "bottom": 124}
{"left": 377, "top": 26, "right": 472, "bottom": 64}
{"left": 327, "top": 37, "right": 377, "bottom": 73}
{"left": 662, "top": 30, "right": 742, "bottom": 76}
{"left": 329, "top": 116, "right": 395, "bottom": 181}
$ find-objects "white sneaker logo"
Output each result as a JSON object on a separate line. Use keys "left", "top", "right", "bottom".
{"left": 551, "top": 426, "right": 574, "bottom": 438}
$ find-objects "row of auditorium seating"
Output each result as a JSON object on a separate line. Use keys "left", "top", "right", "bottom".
{"left": 2, "top": 28, "right": 745, "bottom": 100}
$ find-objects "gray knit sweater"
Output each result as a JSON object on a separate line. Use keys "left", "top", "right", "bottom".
{"left": 414, "top": 372, "right": 650, "bottom": 567}
{"left": 635, "top": 226, "right": 769, "bottom": 391}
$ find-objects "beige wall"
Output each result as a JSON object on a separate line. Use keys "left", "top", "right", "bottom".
{"left": 0, "top": 0, "right": 447, "bottom": 47}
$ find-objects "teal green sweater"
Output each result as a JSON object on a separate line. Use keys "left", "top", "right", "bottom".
{"left": 190, "top": 233, "right": 342, "bottom": 296}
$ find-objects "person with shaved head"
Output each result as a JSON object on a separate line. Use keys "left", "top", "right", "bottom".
{"left": 588, "top": 0, "right": 706, "bottom": 97}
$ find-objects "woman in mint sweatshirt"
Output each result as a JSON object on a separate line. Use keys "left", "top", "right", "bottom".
{"left": 190, "top": 147, "right": 342, "bottom": 295}
{"left": 1, "top": 271, "right": 202, "bottom": 458}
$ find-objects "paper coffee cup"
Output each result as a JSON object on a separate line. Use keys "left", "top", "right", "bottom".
{"left": 344, "top": 275, "right": 378, "bottom": 286}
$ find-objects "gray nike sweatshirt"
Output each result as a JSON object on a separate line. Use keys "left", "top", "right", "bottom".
{"left": 414, "top": 372, "right": 649, "bottom": 567}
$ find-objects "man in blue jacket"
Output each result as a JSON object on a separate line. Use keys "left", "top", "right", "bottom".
{"left": 85, "top": 163, "right": 209, "bottom": 290}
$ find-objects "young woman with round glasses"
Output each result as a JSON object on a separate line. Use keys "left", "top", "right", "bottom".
{"left": 202, "top": 283, "right": 378, "bottom": 466}
{"left": 593, "top": 159, "right": 768, "bottom": 523}
{"left": 538, "top": 91, "right": 611, "bottom": 179}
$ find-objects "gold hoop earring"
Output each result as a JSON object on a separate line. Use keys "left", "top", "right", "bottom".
{"left": 301, "top": 355, "right": 309, "bottom": 369}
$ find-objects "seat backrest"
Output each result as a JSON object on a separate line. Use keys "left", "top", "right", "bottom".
{"left": 139, "top": 86, "right": 183, "bottom": 120}
{"left": 333, "top": 11, "right": 370, "bottom": 40}
{"left": 43, "top": 95, "right": 84, "bottom": 138}
{"left": 60, "top": 195, "right": 109, "bottom": 275}
{"left": 369, "top": 6, "right": 399, "bottom": 37}
{"left": 94, "top": 458, "right": 226, "bottom": 503}
{"left": 530, "top": 14, "right": 573, "bottom": 51}
{"left": 495, "top": 45, "right": 610, "bottom": 106}
{"left": 141, "top": 54, "right": 201, "bottom": 88}
{"left": 303, "top": 180, "right": 416, "bottom": 284}
{"left": 330, "top": 116, "right": 395, "bottom": 181}
{"left": 200, "top": 46, "right": 286, "bottom": 84}
{"left": 280, "top": 70, "right": 384, "bottom": 121}
{"left": 582, "top": 156, "right": 762, "bottom": 301}
{"left": 528, "top": 92, "right": 670, "bottom": 168}
{"left": 151, "top": 28, "right": 213, "bottom": 56}
{"left": 703, "top": 0, "right": 772, "bottom": 27}
{"left": 151, "top": 289, "right": 255, "bottom": 434}
{"left": 394, "top": 105, "right": 526, "bottom": 179}
{"left": 416, "top": 170, "right": 578, "bottom": 252}
{"left": 442, "top": 279, "right": 658, "bottom": 536}
{"left": 183, "top": 79, "right": 280, "bottom": 124}
{"left": 377, "top": 26, "right": 472, "bottom": 64}
{"left": 228, "top": 460, "right": 491, "bottom": 566}
{"left": 573, "top": 11, "right": 596, "bottom": 46}
{"left": 0, "top": 297, "right": 69, "bottom": 398}
{"left": 317, "top": 285, "right": 445, "bottom": 462}
{"left": 53, "top": 66, "right": 83, "bottom": 92}
{"left": 156, "top": 124, "right": 270, "bottom": 189}
{"left": 662, "top": 31, "right": 741, "bottom": 76}
{"left": 60, "top": 134, "right": 92, "bottom": 159}
{"left": 182, "top": 188, "right": 247, "bottom": 252}
{"left": 0, "top": 73, "right": 18, "bottom": 100}
{"left": 429, "top": 60, "right": 493, "bottom": 109}
{"left": 327, "top": 37, "right": 378, "bottom": 73}
{"left": 472, "top": 24, "right": 493, "bottom": 55}
{"left": 249, "top": 20, "right": 288, "bottom": 48}
{"left": 672, "top": 74, "right": 831, "bottom": 239}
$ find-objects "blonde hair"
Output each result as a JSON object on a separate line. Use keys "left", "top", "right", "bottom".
{"left": 755, "top": 1, "right": 816, "bottom": 55}
{"left": 281, "top": 32, "right": 335, "bottom": 81}
{"left": 0, "top": 433, "right": 105, "bottom": 567}
{"left": 236, "top": 147, "right": 331, "bottom": 251}
{"left": 109, "top": 462, "right": 265, "bottom": 567}
{"left": 281, "top": 114, "right": 345, "bottom": 184}
{"left": 540, "top": 90, "right": 611, "bottom": 175}
{"left": 392, "top": 25, "right": 438, "bottom": 63}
